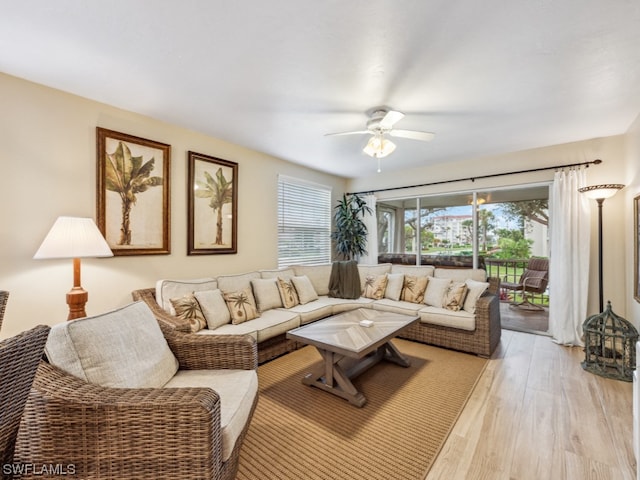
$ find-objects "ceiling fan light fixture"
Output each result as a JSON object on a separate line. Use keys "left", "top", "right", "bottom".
{"left": 363, "top": 135, "right": 396, "bottom": 158}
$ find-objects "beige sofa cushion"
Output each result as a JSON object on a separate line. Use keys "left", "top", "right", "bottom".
{"left": 156, "top": 278, "right": 218, "bottom": 315}
{"left": 390, "top": 264, "right": 435, "bottom": 277}
{"left": 164, "top": 369, "right": 258, "bottom": 462}
{"left": 194, "top": 289, "right": 231, "bottom": 330}
{"left": 260, "top": 268, "right": 295, "bottom": 280}
{"left": 290, "top": 264, "right": 332, "bottom": 295}
{"left": 245, "top": 309, "right": 300, "bottom": 343}
{"left": 434, "top": 268, "right": 487, "bottom": 282}
{"left": 419, "top": 306, "right": 476, "bottom": 331}
{"left": 291, "top": 275, "right": 319, "bottom": 304}
{"left": 384, "top": 273, "right": 405, "bottom": 301}
{"left": 423, "top": 277, "right": 452, "bottom": 308}
{"left": 217, "top": 271, "right": 261, "bottom": 292}
{"left": 357, "top": 264, "right": 392, "bottom": 291}
{"left": 45, "top": 301, "right": 179, "bottom": 389}
{"left": 463, "top": 279, "right": 490, "bottom": 314}
{"left": 250, "top": 278, "right": 283, "bottom": 311}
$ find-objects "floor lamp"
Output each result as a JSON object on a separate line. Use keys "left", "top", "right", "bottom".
{"left": 578, "top": 184, "right": 624, "bottom": 312}
{"left": 34, "top": 216, "right": 113, "bottom": 320}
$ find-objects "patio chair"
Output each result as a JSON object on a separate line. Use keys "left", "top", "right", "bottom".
{"left": 0, "top": 325, "right": 50, "bottom": 471}
{"left": 14, "top": 301, "right": 258, "bottom": 480}
{"left": 501, "top": 257, "right": 549, "bottom": 310}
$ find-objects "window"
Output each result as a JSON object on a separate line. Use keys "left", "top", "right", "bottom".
{"left": 277, "top": 175, "right": 332, "bottom": 267}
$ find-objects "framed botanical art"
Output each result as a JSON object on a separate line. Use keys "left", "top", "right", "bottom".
{"left": 188, "top": 151, "right": 238, "bottom": 255}
{"left": 96, "top": 127, "right": 171, "bottom": 255}
{"left": 635, "top": 194, "right": 640, "bottom": 303}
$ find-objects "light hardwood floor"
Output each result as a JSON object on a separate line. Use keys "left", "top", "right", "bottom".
{"left": 425, "top": 329, "right": 637, "bottom": 480}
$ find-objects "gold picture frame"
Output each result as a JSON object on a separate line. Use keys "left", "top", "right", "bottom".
{"left": 96, "top": 127, "right": 171, "bottom": 255}
{"left": 188, "top": 151, "right": 238, "bottom": 255}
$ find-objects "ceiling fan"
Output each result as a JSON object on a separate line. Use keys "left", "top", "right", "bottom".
{"left": 325, "top": 107, "right": 435, "bottom": 164}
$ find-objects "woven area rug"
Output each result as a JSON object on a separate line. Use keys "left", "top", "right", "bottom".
{"left": 237, "top": 339, "right": 487, "bottom": 480}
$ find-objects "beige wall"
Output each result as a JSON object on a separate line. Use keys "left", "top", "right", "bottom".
{"left": 0, "top": 73, "right": 347, "bottom": 338}
{"left": 625, "top": 113, "right": 640, "bottom": 327}
{"left": 348, "top": 135, "right": 631, "bottom": 320}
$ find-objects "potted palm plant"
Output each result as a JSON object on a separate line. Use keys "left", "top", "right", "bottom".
{"left": 331, "top": 193, "right": 373, "bottom": 261}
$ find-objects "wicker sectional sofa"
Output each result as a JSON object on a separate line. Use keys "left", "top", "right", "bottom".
{"left": 133, "top": 262, "right": 501, "bottom": 363}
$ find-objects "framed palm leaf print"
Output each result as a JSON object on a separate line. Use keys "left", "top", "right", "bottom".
{"left": 188, "top": 151, "right": 238, "bottom": 255}
{"left": 96, "top": 127, "right": 171, "bottom": 255}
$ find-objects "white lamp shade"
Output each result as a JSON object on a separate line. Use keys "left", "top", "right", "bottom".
{"left": 34, "top": 216, "right": 113, "bottom": 259}
{"left": 363, "top": 136, "right": 396, "bottom": 158}
{"left": 578, "top": 184, "right": 625, "bottom": 200}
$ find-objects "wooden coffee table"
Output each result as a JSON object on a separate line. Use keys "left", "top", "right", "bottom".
{"left": 286, "top": 308, "right": 419, "bottom": 407}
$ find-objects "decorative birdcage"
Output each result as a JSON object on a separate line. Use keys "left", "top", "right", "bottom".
{"left": 582, "top": 301, "right": 638, "bottom": 382}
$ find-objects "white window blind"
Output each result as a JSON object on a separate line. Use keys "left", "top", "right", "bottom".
{"left": 278, "top": 175, "right": 332, "bottom": 267}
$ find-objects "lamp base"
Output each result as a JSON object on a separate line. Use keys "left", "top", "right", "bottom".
{"left": 66, "top": 287, "right": 88, "bottom": 320}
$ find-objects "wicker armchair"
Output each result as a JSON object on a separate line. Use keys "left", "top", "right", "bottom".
{"left": 0, "top": 325, "right": 50, "bottom": 474}
{"left": 0, "top": 291, "right": 9, "bottom": 332}
{"left": 14, "top": 306, "right": 258, "bottom": 480}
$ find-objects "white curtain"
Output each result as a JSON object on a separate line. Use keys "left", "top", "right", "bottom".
{"left": 359, "top": 194, "right": 378, "bottom": 265}
{"left": 548, "top": 168, "right": 590, "bottom": 346}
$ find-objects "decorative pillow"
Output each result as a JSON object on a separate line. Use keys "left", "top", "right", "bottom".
{"left": 276, "top": 277, "right": 300, "bottom": 308}
{"left": 44, "top": 301, "right": 178, "bottom": 389}
{"left": 291, "top": 275, "right": 319, "bottom": 304}
{"left": 444, "top": 282, "right": 468, "bottom": 311}
{"left": 384, "top": 273, "right": 404, "bottom": 301}
{"left": 463, "top": 279, "right": 490, "bottom": 313}
{"left": 250, "top": 278, "right": 283, "bottom": 312}
{"left": 400, "top": 275, "right": 429, "bottom": 304}
{"left": 170, "top": 293, "right": 207, "bottom": 332}
{"left": 363, "top": 274, "right": 388, "bottom": 300}
{"left": 223, "top": 288, "right": 260, "bottom": 325}
{"left": 423, "top": 277, "right": 452, "bottom": 308}
{"left": 194, "top": 289, "right": 231, "bottom": 330}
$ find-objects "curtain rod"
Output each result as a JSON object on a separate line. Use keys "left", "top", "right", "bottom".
{"left": 348, "top": 159, "right": 602, "bottom": 196}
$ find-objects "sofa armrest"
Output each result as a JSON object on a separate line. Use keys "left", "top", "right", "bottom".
{"left": 486, "top": 276, "right": 500, "bottom": 296}
{"left": 16, "top": 362, "right": 224, "bottom": 479}
{"left": 132, "top": 287, "right": 192, "bottom": 333}
{"left": 132, "top": 287, "right": 258, "bottom": 370}
{"left": 166, "top": 331, "right": 258, "bottom": 371}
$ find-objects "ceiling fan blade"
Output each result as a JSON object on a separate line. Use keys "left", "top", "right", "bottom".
{"left": 379, "top": 110, "right": 405, "bottom": 129}
{"left": 324, "top": 130, "right": 370, "bottom": 137}
{"left": 389, "top": 129, "right": 435, "bottom": 141}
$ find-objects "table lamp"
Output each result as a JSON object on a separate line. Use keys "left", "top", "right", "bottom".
{"left": 34, "top": 216, "right": 113, "bottom": 320}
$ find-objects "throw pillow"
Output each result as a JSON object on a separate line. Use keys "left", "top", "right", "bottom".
{"left": 400, "top": 275, "right": 429, "bottom": 304}
{"left": 223, "top": 287, "right": 260, "bottom": 325}
{"left": 291, "top": 275, "right": 319, "bottom": 304}
{"left": 463, "top": 279, "right": 490, "bottom": 313}
{"left": 444, "top": 282, "right": 468, "bottom": 311}
{"left": 194, "top": 289, "right": 231, "bottom": 330}
{"left": 363, "top": 274, "right": 388, "bottom": 300}
{"left": 423, "top": 277, "right": 452, "bottom": 308}
{"left": 276, "top": 277, "right": 300, "bottom": 308}
{"left": 384, "top": 273, "right": 404, "bottom": 301}
{"left": 250, "top": 278, "right": 283, "bottom": 312}
{"left": 170, "top": 293, "right": 207, "bottom": 332}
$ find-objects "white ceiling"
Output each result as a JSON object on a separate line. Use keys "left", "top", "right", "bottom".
{"left": 2, "top": 1, "right": 640, "bottom": 178}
